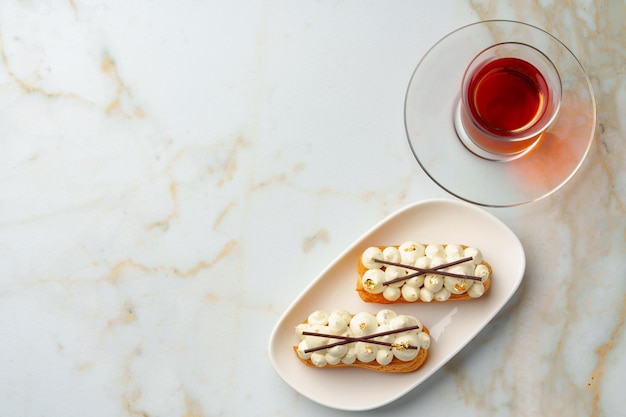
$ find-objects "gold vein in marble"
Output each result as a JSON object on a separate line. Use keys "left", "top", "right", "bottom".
{"left": 214, "top": 201, "right": 237, "bottom": 230}
{"left": 148, "top": 149, "right": 185, "bottom": 231}
{"left": 68, "top": 0, "right": 78, "bottom": 18}
{"left": 211, "top": 136, "right": 249, "bottom": 187}
{"left": 172, "top": 239, "right": 238, "bottom": 278}
{"left": 589, "top": 293, "right": 626, "bottom": 417}
{"left": 183, "top": 391, "right": 205, "bottom": 417}
{"left": 101, "top": 52, "right": 146, "bottom": 119}
{"left": 101, "top": 239, "right": 237, "bottom": 285}
{"left": 147, "top": 181, "right": 179, "bottom": 232}
{"left": 0, "top": 33, "right": 84, "bottom": 100}
{"left": 302, "top": 229, "right": 330, "bottom": 253}
{"left": 0, "top": 33, "right": 145, "bottom": 120}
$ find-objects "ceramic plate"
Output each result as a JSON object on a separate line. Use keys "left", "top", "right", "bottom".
{"left": 268, "top": 199, "right": 525, "bottom": 410}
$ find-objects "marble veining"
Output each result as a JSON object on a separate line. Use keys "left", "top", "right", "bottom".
{"left": 0, "top": 1, "right": 624, "bottom": 416}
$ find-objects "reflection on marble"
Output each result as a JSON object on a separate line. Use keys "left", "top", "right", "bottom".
{"left": 0, "top": 1, "right": 623, "bottom": 416}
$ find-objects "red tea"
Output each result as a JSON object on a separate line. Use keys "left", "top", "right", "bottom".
{"left": 467, "top": 57, "right": 549, "bottom": 135}
{"left": 456, "top": 44, "right": 562, "bottom": 160}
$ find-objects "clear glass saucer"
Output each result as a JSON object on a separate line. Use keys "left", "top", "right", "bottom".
{"left": 404, "top": 20, "right": 596, "bottom": 207}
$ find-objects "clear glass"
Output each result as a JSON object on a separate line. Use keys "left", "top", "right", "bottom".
{"left": 456, "top": 42, "right": 562, "bottom": 161}
{"left": 404, "top": 20, "right": 596, "bottom": 207}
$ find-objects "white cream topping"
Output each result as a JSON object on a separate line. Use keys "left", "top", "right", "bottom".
{"left": 327, "top": 343, "right": 348, "bottom": 359}
{"left": 361, "top": 269, "right": 385, "bottom": 294}
{"left": 376, "top": 309, "right": 397, "bottom": 325}
{"left": 464, "top": 247, "right": 483, "bottom": 264}
{"left": 360, "top": 241, "right": 489, "bottom": 301}
{"left": 434, "top": 287, "right": 451, "bottom": 301}
{"left": 328, "top": 310, "right": 350, "bottom": 333}
{"left": 295, "top": 323, "right": 309, "bottom": 340}
{"left": 342, "top": 346, "right": 357, "bottom": 364}
{"left": 425, "top": 243, "right": 445, "bottom": 259}
{"left": 383, "top": 286, "right": 401, "bottom": 301}
{"left": 445, "top": 244, "right": 464, "bottom": 259}
{"left": 430, "top": 256, "right": 447, "bottom": 268}
{"left": 362, "top": 247, "right": 383, "bottom": 269}
{"left": 372, "top": 324, "right": 394, "bottom": 344}
{"left": 424, "top": 274, "right": 444, "bottom": 292}
{"left": 328, "top": 318, "right": 348, "bottom": 334}
{"left": 415, "top": 256, "right": 431, "bottom": 269}
{"left": 443, "top": 276, "right": 473, "bottom": 295}
{"left": 355, "top": 341, "right": 378, "bottom": 363}
{"left": 392, "top": 334, "right": 420, "bottom": 361}
{"left": 325, "top": 352, "right": 342, "bottom": 365}
{"left": 349, "top": 312, "right": 378, "bottom": 336}
{"left": 382, "top": 246, "right": 401, "bottom": 263}
{"left": 390, "top": 314, "right": 420, "bottom": 331}
{"left": 405, "top": 274, "right": 425, "bottom": 288}
{"left": 443, "top": 265, "right": 474, "bottom": 295}
{"left": 303, "top": 326, "right": 330, "bottom": 348}
{"left": 311, "top": 352, "right": 327, "bottom": 367}
{"left": 295, "top": 309, "right": 430, "bottom": 367}
{"left": 450, "top": 263, "right": 473, "bottom": 276}
{"left": 297, "top": 340, "right": 312, "bottom": 360}
{"left": 376, "top": 348, "right": 394, "bottom": 366}
{"left": 308, "top": 310, "right": 329, "bottom": 325}
{"left": 417, "top": 332, "right": 431, "bottom": 349}
{"left": 474, "top": 264, "right": 490, "bottom": 283}
{"left": 468, "top": 282, "right": 485, "bottom": 298}
{"left": 398, "top": 241, "right": 425, "bottom": 265}
{"left": 419, "top": 287, "right": 434, "bottom": 302}
{"left": 329, "top": 309, "right": 351, "bottom": 324}
{"left": 385, "top": 266, "right": 407, "bottom": 287}
{"left": 401, "top": 283, "right": 420, "bottom": 302}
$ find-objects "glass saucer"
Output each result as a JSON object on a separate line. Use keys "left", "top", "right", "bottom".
{"left": 404, "top": 20, "right": 596, "bottom": 207}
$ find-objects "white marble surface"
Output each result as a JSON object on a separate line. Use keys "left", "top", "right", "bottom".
{"left": 0, "top": 1, "right": 624, "bottom": 416}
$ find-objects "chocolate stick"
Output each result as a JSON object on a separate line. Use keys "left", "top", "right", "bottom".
{"left": 302, "top": 324, "right": 421, "bottom": 354}
{"left": 374, "top": 256, "right": 483, "bottom": 283}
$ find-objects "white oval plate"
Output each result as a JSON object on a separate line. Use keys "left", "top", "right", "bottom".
{"left": 268, "top": 199, "right": 525, "bottom": 411}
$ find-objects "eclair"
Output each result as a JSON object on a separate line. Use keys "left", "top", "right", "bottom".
{"left": 294, "top": 309, "right": 430, "bottom": 373}
{"left": 356, "top": 242, "right": 492, "bottom": 304}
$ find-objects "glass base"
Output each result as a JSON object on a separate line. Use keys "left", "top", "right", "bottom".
{"left": 404, "top": 20, "right": 596, "bottom": 207}
{"left": 453, "top": 99, "right": 541, "bottom": 162}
